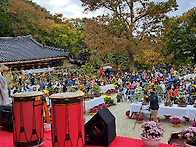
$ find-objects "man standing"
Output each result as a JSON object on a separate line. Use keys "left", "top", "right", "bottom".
{"left": 0, "top": 64, "right": 9, "bottom": 104}
{"left": 146, "top": 88, "right": 159, "bottom": 122}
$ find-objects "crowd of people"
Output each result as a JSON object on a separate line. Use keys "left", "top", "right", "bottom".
{"left": 7, "top": 63, "right": 196, "bottom": 105}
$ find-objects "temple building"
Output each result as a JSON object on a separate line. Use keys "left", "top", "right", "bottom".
{"left": 0, "top": 35, "right": 68, "bottom": 71}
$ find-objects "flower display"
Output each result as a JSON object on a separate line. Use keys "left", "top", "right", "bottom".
{"left": 141, "top": 121, "right": 164, "bottom": 139}
{"left": 97, "top": 105, "right": 103, "bottom": 110}
{"left": 114, "top": 85, "right": 118, "bottom": 90}
{"left": 102, "top": 95, "right": 111, "bottom": 99}
{"left": 151, "top": 117, "right": 161, "bottom": 123}
{"left": 111, "top": 89, "right": 117, "bottom": 93}
{"left": 103, "top": 103, "right": 110, "bottom": 108}
{"left": 125, "top": 110, "right": 130, "bottom": 116}
{"left": 90, "top": 107, "right": 98, "bottom": 113}
{"left": 106, "top": 90, "right": 112, "bottom": 94}
{"left": 192, "top": 121, "right": 196, "bottom": 127}
{"left": 171, "top": 117, "right": 181, "bottom": 124}
{"left": 178, "top": 127, "right": 196, "bottom": 146}
{"left": 135, "top": 114, "right": 144, "bottom": 121}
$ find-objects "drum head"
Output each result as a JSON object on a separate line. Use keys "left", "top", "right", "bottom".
{"left": 11, "top": 91, "right": 44, "bottom": 98}
{"left": 49, "top": 92, "right": 84, "bottom": 99}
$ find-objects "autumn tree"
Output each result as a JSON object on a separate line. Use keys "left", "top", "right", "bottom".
{"left": 8, "top": 0, "right": 54, "bottom": 36}
{"left": 81, "top": 0, "right": 178, "bottom": 69}
{"left": 163, "top": 8, "right": 196, "bottom": 65}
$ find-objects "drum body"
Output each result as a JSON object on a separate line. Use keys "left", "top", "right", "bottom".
{"left": 12, "top": 91, "right": 44, "bottom": 147}
{"left": 49, "top": 92, "right": 85, "bottom": 147}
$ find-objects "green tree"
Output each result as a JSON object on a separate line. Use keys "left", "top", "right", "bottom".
{"left": 0, "top": 0, "right": 15, "bottom": 37}
{"left": 81, "top": 0, "right": 178, "bottom": 69}
{"left": 163, "top": 8, "right": 196, "bottom": 65}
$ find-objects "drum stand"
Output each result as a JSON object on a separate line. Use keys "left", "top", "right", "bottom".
{"left": 133, "top": 104, "right": 151, "bottom": 130}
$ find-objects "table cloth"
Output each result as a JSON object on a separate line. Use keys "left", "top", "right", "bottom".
{"left": 100, "top": 84, "right": 115, "bottom": 93}
{"left": 84, "top": 96, "right": 104, "bottom": 110}
{"left": 130, "top": 102, "right": 195, "bottom": 119}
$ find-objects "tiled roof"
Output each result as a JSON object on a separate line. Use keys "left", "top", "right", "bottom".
{"left": 0, "top": 35, "right": 68, "bottom": 63}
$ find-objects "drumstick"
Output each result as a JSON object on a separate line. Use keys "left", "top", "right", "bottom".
{"left": 43, "top": 102, "right": 50, "bottom": 123}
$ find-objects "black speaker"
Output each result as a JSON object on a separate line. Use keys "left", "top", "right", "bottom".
{"left": 85, "top": 107, "right": 116, "bottom": 146}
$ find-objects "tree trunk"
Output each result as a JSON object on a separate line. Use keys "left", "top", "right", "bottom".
{"left": 128, "top": 53, "right": 134, "bottom": 71}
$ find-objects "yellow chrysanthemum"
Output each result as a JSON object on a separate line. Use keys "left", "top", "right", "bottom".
{"left": 77, "top": 90, "right": 84, "bottom": 94}
{"left": 43, "top": 90, "right": 49, "bottom": 94}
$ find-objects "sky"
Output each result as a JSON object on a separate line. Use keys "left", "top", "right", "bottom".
{"left": 31, "top": 0, "right": 196, "bottom": 19}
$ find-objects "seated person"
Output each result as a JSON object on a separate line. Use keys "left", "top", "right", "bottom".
{"left": 116, "top": 89, "right": 123, "bottom": 103}
{"left": 169, "top": 85, "right": 178, "bottom": 104}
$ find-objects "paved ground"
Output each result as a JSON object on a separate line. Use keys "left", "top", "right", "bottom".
{"left": 84, "top": 94, "right": 193, "bottom": 144}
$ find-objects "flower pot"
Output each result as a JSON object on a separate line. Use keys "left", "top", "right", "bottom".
{"left": 185, "top": 142, "right": 195, "bottom": 147}
{"left": 112, "top": 92, "right": 115, "bottom": 94}
{"left": 178, "top": 103, "right": 187, "bottom": 107}
{"left": 107, "top": 93, "right": 111, "bottom": 96}
{"left": 140, "top": 133, "right": 162, "bottom": 147}
{"left": 127, "top": 116, "right": 131, "bottom": 119}
{"left": 137, "top": 120, "right": 142, "bottom": 124}
{"left": 173, "top": 124, "right": 179, "bottom": 127}
{"left": 90, "top": 113, "right": 96, "bottom": 115}
{"left": 164, "top": 103, "right": 173, "bottom": 107}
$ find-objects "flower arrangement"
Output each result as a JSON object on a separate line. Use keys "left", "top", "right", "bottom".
{"left": 141, "top": 121, "right": 164, "bottom": 139}
{"left": 151, "top": 117, "right": 161, "bottom": 123}
{"left": 125, "top": 110, "right": 130, "bottom": 117}
{"left": 114, "top": 85, "right": 118, "bottom": 90}
{"left": 135, "top": 114, "right": 144, "bottom": 121}
{"left": 171, "top": 117, "right": 181, "bottom": 124}
{"left": 91, "top": 85, "right": 101, "bottom": 93}
{"left": 192, "top": 121, "right": 196, "bottom": 127}
{"left": 178, "top": 127, "right": 196, "bottom": 146}
{"left": 106, "top": 90, "right": 112, "bottom": 94}
{"left": 97, "top": 105, "right": 103, "bottom": 110}
{"left": 102, "top": 95, "right": 111, "bottom": 99}
{"left": 104, "top": 97, "right": 114, "bottom": 106}
{"left": 90, "top": 108, "right": 98, "bottom": 113}
{"left": 103, "top": 103, "right": 110, "bottom": 108}
{"left": 111, "top": 89, "right": 117, "bottom": 93}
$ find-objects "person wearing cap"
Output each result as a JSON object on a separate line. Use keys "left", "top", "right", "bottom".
{"left": 0, "top": 64, "right": 9, "bottom": 104}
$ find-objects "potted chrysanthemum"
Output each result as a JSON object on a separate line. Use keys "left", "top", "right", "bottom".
{"left": 178, "top": 127, "right": 196, "bottom": 147}
{"left": 90, "top": 107, "right": 98, "bottom": 115}
{"left": 141, "top": 121, "right": 164, "bottom": 147}
{"left": 106, "top": 90, "right": 112, "bottom": 96}
{"left": 103, "top": 103, "right": 110, "bottom": 108}
{"left": 171, "top": 117, "right": 181, "bottom": 127}
{"left": 135, "top": 114, "right": 144, "bottom": 123}
{"left": 97, "top": 105, "right": 103, "bottom": 111}
{"left": 125, "top": 110, "right": 131, "bottom": 119}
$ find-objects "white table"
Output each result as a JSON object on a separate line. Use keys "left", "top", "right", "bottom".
{"left": 130, "top": 102, "right": 196, "bottom": 118}
{"left": 100, "top": 84, "right": 115, "bottom": 93}
{"left": 84, "top": 96, "right": 105, "bottom": 110}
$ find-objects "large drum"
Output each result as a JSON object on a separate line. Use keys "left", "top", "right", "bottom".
{"left": 49, "top": 92, "right": 85, "bottom": 147}
{"left": 12, "top": 91, "right": 44, "bottom": 147}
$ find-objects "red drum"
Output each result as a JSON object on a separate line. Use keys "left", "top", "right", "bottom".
{"left": 12, "top": 91, "right": 44, "bottom": 147}
{"left": 49, "top": 92, "right": 85, "bottom": 147}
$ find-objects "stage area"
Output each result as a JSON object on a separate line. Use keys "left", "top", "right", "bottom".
{"left": 0, "top": 127, "right": 180, "bottom": 147}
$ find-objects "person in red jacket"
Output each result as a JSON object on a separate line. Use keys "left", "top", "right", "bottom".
{"left": 170, "top": 85, "right": 178, "bottom": 104}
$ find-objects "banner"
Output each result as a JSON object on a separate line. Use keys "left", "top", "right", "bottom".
{"left": 22, "top": 67, "right": 54, "bottom": 74}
